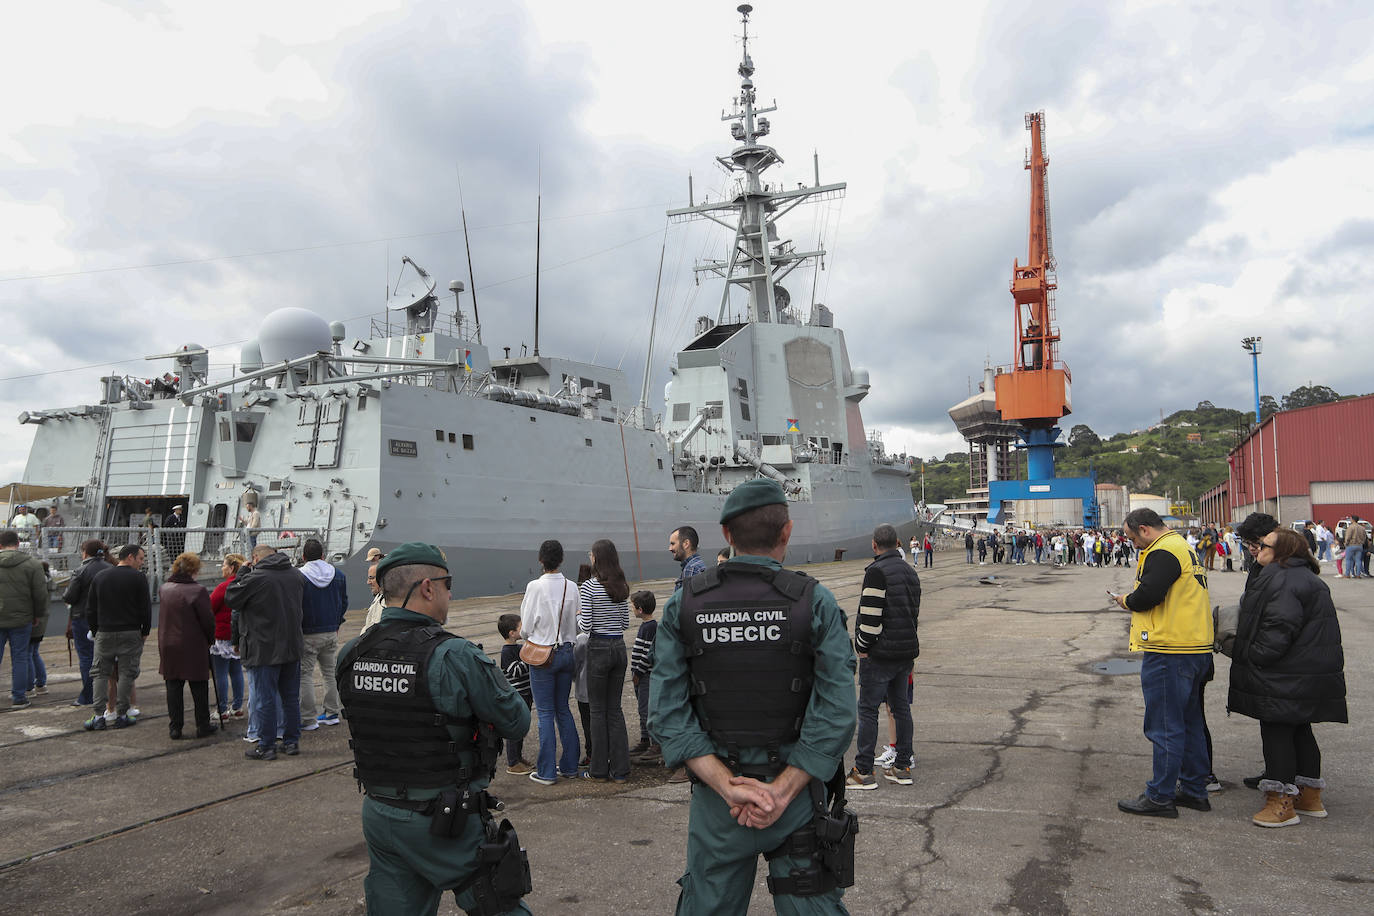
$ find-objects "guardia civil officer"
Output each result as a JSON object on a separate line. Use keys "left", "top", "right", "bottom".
{"left": 649, "top": 479, "right": 858, "bottom": 915}
{"left": 337, "top": 543, "right": 534, "bottom": 916}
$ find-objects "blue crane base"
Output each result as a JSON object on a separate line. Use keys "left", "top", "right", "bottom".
{"left": 986, "top": 475, "right": 1100, "bottom": 528}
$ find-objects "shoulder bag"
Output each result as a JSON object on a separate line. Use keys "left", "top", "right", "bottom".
{"left": 519, "top": 580, "right": 567, "bottom": 669}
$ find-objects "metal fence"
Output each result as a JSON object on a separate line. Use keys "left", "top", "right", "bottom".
{"left": 16, "top": 526, "right": 324, "bottom": 597}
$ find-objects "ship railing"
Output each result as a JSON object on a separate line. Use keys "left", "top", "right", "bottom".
{"left": 20, "top": 526, "right": 325, "bottom": 600}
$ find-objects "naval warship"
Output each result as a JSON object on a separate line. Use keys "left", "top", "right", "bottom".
{"left": 17, "top": 4, "right": 921, "bottom": 602}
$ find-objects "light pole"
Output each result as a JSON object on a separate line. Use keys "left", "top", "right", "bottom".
{"left": 1241, "top": 336, "right": 1263, "bottom": 425}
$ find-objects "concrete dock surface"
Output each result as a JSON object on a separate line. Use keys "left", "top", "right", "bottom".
{"left": 1, "top": 553, "right": 1369, "bottom": 915}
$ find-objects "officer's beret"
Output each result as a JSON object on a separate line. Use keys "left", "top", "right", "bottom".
{"left": 376, "top": 542, "right": 448, "bottom": 580}
{"left": 719, "top": 478, "right": 788, "bottom": 524}
{"left": 1234, "top": 513, "right": 1277, "bottom": 541}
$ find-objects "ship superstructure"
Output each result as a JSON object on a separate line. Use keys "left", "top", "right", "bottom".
{"left": 17, "top": 4, "right": 920, "bottom": 604}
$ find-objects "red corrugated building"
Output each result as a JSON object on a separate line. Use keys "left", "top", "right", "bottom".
{"left": 1223, "top": 394, "right": 1374, "bottom": 525}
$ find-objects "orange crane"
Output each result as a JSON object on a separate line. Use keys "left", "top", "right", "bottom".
{"left": 986, "top": 112, "right": 1097, "bottom": 526}
{"left": 994, "top": 111, "right": 1072, "bottom": 480}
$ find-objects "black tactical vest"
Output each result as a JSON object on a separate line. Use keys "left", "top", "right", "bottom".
{"left": 677, "top": 561, "right": 816, "bottom": 761}
{"left": 337, "top": 618, "right": 478, "bottom": 791}
{"left": 866, "top": 551, "right": 920, "bottom": 661}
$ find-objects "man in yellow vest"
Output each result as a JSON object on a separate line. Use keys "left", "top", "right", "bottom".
{"left": 1112, "top": 508, "right": 1214, "bottom": 818}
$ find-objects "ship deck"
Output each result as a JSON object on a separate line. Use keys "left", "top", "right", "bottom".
{"left": 1, "top": 550, "right": 1369, "bottom": 914}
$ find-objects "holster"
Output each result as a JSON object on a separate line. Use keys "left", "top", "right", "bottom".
{"left": 462, "top": 817, "right": 533, "bottom": 916}
{"left": 763, "top": 768, "right": 859, "bottom": 897}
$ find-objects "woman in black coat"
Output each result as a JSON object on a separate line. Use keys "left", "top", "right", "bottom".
{"left": 1228, "top": 528, "right": 1346, "bottom": 828}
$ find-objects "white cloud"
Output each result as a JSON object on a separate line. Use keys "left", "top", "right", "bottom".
{"left": 3, "top": 0, "right": 1373, "bottom": 491}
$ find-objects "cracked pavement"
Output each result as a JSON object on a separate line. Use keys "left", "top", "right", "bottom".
{"left": 1, "top": 550, "right": 1369, "bottom": 914}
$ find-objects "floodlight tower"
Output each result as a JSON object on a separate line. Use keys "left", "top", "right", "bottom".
{"left": 1242, "top": 336, "right": 1262, "bottom": 425}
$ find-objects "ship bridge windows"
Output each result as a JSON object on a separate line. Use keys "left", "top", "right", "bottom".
{"left": 705, "top": 401, "right": 723, "bottom": 419}
{"left": 763, "top": 435, "right": 782, "bottom": 445}
{"left": 673, "top": 403, "right": 691, "bottom": 422}
{"left": 462, "top": 434, "right": 474, "bottom": 450}
{"left": 740, "top": 401, "right": 751, "bottom": 421}
{"left": 218, "top": 417, "right": 259, "bottom": 443}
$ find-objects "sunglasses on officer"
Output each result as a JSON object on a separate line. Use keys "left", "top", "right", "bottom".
{"left": 398, "top": 574, "right": 453, "bottom": 609}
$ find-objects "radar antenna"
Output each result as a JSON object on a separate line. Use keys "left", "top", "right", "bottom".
{"left": 387, "top": 256, "right": 439, "bottom": 336}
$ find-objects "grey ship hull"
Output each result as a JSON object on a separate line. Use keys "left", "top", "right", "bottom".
{"left": 343, "top": 384, "right": 921, "bottom": 598}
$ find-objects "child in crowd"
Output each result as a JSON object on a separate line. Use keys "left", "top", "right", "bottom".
{"left": 628, "top": 590, "right": 659, "bottom": 763}
{"left": 498, "top": 613, "right": 534, "bottom": 775}
{"left": 716, "top": 547, "right": 731, "bottom": 565}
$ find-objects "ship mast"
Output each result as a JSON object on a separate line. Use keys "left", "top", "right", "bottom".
{"left": 667, "top": 3, "right": 845, "bottom": 325}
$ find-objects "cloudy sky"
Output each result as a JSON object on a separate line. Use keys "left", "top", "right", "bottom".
{"left": 3, "top": 0, "right": 1372, "bottom": 485}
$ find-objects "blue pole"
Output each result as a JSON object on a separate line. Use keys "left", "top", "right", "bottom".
{"left": 1250, "top": 352, "right": 1261, "bottom": 424}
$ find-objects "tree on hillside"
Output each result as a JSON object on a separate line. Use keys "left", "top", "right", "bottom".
{"left": 1196, "top": 400, "right": 1214, "bottom": 410}
{"left": 1068, "top": 424, "right": 1100, "bottom": 447}
{"left": 1282, "top": 385, "right": 1341, "bottom": 410}
{"left": 1259, "top": 395, "right": 1279, "bottom": 420}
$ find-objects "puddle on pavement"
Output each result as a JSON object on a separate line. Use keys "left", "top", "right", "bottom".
{"left": 1092, "top": 657, "right": 1142, "bottom": 675}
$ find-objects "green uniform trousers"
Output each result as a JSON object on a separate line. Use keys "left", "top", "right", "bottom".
{"left": 676, "top": 783, "right": 848, "bottom": 916}
{"left": 361, "top": 797, "right": 533, "bottom": 916}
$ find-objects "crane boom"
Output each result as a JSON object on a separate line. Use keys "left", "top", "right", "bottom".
{"left": 996, "top": 110, "right": 1070, "bottom": 428}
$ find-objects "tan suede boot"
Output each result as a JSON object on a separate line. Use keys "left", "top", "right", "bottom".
{"left": 1294, "top": 777, "right": 1327, "bottom": 818}
{"left": 1253, "top": 780, "right": 1300, "bottom": 828}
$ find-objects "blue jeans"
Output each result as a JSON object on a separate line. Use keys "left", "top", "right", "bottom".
{"left": 28, "top": 637, "right": 45, "bottom": 688}
{"left": 855, "top": 656, "right": 914, "bottom": 772}
{"left": 249, "top": 662, "right": 301, "bottom": 748}
{"left": 212, "top": 654, "right": 245, "bottom": 715}
{"left": 246, "top": 668, "right": 285, "bottom": 740}
{"left": 1, "top": 626, "right": 32, "bottom": 703}
{"left": 71, "top": 616, "right": 95, "bottom": 704}
{"left": 528, "top": 643, "right": 580, "bottom": 780}
{"left": 1139, "top": 652, "right": 1210, "bottom": 802}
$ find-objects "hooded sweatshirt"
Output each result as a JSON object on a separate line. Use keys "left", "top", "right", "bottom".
{"left": 300, "top": 559, "right": 348, "bottom": 635}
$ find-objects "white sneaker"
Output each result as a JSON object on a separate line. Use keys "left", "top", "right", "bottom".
{"left": 300, "top": 719, "right": 320, "bottom": 732}
{"left": 128, "top": 707, "right": 141, "bottom": 719}
{"left": 875, "top": 745, "right": 897, "bottom": 768}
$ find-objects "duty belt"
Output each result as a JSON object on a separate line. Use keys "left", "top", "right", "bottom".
{"left": 367, "top": 793, "right": 438, "bottom": 813}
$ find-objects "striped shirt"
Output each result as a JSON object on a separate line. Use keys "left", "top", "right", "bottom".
{"left": 854, "top": 565, "right": 887, "bottom": 654}
{"left": 630, "top": 618, "right": 658, "bottom": 675}
{"left": 577, "top": 578, "right": 630, "bottom": 637}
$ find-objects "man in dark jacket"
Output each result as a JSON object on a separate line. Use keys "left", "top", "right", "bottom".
{"left": 0, "top": 530, "right": 48, "bottom": 709}
{"left": 1235, "top": 513, "right": 1278, "bottom": 581}
{"left": 847, "top": 523, "right": 921, "bottom": 790}
{"left": 61, "top": 539, "right": 113, "bottom": 707}
{"left": 84, "top": 544, "right": 152, "bottom": 728}
{"left": 298, "top": 538, "right": 348, "bottom": 730}
{"left": 228, "top": 545, "right": 305, "bottom": 760}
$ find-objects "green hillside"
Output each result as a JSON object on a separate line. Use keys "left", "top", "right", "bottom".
{"left": 911, "top": 386, "right": 1362, "bottom": 509}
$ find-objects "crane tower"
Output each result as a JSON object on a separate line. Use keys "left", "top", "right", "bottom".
{"left": 987, "top": 112, "right": 1098, "bottom": 528}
